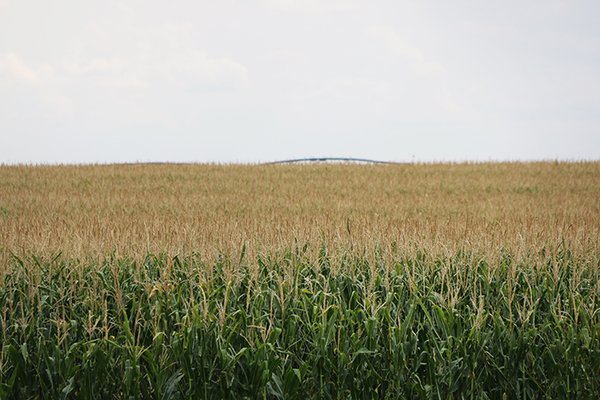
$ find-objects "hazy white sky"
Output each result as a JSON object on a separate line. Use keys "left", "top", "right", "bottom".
{"left": 1, "top": 0, "right": 599, "bottom": 163}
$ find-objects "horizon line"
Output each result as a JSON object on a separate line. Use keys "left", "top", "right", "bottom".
{"left": 1, "top": 157, "right": 599, "bottom": 167}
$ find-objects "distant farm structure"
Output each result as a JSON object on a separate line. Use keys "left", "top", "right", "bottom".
{"left": 263, "top": 157, "right": 402, "bottom": 165}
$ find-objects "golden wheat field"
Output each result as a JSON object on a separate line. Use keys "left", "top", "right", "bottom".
{"left": 1, "top": 161, "right": 599, "bottom": 263}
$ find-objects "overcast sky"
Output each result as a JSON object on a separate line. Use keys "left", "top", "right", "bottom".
{"left": 1, "top": 0, "right": 599, "bottom": 163}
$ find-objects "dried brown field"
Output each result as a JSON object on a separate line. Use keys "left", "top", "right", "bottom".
{"left": 1, "top": 162, "right": 599, "bottom": 263}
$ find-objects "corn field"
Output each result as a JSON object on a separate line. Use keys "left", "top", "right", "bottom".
{"left": 0, "top": 162, "right": 599, "bottom": 398}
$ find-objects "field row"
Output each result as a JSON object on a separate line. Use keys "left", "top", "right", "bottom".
{"left": 2, "top": 249, "right": 599, "bottom": 398}
{"left": 1, "top": 163, "right": 599, "bottom": 261}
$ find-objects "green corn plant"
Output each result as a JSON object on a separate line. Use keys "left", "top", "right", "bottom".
{"left": 0, "top": 248, "right": 599, "bottom": 398}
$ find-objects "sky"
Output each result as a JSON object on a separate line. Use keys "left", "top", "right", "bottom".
{"left": 1, "top": 0, "right": 599, "bottom": 163}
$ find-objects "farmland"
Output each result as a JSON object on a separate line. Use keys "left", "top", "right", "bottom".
{"left": 1, "top": 162, "right": 599, "bottom": 398}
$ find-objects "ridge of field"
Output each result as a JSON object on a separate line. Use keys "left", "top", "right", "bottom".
{"left": 1, "top": 162, "right": 599, "bottom": 262}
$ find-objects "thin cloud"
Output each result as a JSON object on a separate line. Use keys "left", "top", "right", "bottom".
{"left": 60, "top": 51, "right": 249, "bottom": 91}
{"left": 155, "top": 50, "right": 249, "bottom": 90}
{"left": 0, "top": 53, "right": 40, "bottom": 84}
{"left": 260, "top": 0, "right": 354, "bottom": 13}
{"left": 63, "top": 57, "right": 124, "bottom": 75}
{"left": 367, "top": 26, "right": 446, "bottom": 77}
{"left": 2, "top": 50, "right": 249, "bottom": 92}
